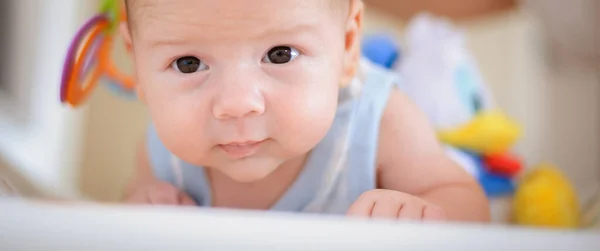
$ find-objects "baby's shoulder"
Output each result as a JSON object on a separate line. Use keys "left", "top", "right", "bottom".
{"left": 355, "top": 58, "right": 426, "bottom": 140}
{"left": 375, "top": 84, "right": 442, "bottom": 172}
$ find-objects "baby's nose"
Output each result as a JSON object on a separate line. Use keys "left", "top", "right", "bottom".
{"left": 212, "top": 84, "right": 265, "bottom": 120}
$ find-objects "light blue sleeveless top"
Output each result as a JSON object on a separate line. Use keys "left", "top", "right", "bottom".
{"left": 147, "top": 59, "right": 399, "bottom": 215}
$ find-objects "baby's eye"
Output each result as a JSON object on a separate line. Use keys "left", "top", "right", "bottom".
{"left": 171, "top": 56, "right": 209, "bottom": 73}
{"left": 262, "top": 46, "right": 300, "bottom": 64}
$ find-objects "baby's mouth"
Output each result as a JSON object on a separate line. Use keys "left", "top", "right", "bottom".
{"left": 218, "top": 140, "right": 265, "bottom": 159}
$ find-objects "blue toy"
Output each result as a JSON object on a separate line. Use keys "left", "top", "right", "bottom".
{"left": 361, "top": 34, "right": 400, "bottom": 70}
{"left": 471, "top": 153, "right": 516, "bottom": 197}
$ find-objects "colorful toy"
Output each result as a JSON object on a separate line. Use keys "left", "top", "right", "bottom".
{"left": 437, "top": 111, "right": 521, "bottom": 155}
{"left": 483, "top": 152, "right": 522, "bottom": 177}
{"left": 468, "top": 151, "right": 517, "bottom": 197}
{"left": 60, "top": 0, "right": 135, "bottom": 107}
{"left": 362, "top": 14, "right": 523, "bottom": 197}
{"left": 361, "top": 35, "right": 400, "bottom": 70}
{"left": 513, "top": 164, "right": 580, "bottom": 229}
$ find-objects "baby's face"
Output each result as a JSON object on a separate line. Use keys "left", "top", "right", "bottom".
{"left": 124, "top": 0, "right": 360, "bottom": 182}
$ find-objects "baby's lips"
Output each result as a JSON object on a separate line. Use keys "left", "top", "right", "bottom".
{"left": 219, "top": 140, "right": 264, "bottom": 159}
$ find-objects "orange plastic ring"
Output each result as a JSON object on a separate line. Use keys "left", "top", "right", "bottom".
{"left": 99, "top": 34, "right": 135, "bottom": 90}
{"left": 66, "top": 20, "right": 109, "bottom": 106}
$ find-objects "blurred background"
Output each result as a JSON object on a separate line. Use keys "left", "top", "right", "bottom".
{"left": 0, "top": 0, "right": 598, "bottom": 228}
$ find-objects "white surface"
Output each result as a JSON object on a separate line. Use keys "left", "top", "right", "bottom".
{"left": 0, "top": 199, "right": 598, "bottom": 250}
{"left": 0, "top": 0, "right": 90, "bottom": 197}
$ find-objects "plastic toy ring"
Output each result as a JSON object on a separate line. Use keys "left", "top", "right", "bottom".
{"left": 60, "top": 0, "right": 134, "bottom": 107}
{"left": 60, "top": 15, "right": 104, "bottom": 104}
{"left": 61, "top": 15, "right": 108, "bottom": 106}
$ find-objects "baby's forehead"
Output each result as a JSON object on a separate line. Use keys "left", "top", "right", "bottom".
{"left": 126, "top": 0, "right": 345, "bottom": 27}
{"left": 126, "top": 0, "right": 347, "bottom": 44}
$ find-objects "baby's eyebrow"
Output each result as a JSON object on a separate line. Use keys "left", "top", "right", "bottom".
{"left": 145, "top": 21, "right": 321, "bottom": 49}
{"left": 254, "top": 22, "right": 320, "bottom": 39}
{"left": 147, "top": 36, "right": 192, "bottom": 49}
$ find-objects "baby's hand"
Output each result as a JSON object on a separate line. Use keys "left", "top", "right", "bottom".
{"left": 124, "top": 181, "right": 196, "bottom": 206}
{"left": 347, "top": 189, "right": 446, "bottom": 221}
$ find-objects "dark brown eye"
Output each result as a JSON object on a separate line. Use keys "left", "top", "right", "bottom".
{"left": 263, "top": 46, "right": 299, "bottom": 64}
{"left": 171, "top": 56, "right": 208, "bottom": 73}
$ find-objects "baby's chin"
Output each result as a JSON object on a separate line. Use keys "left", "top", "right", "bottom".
{"left": 214, "top": 157, "right": 285, "bottom": 183}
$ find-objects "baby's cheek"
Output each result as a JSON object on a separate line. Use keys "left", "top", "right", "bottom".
{"left": 149, "top": 93, "right": 212, "bottom": 164}
{"left": 275, "top": 83, "right": 338, "bottom": 154}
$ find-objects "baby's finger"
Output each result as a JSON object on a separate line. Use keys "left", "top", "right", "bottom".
{"left": 422, "top": 205, "right": 447, "bottom": 221}
{"left": 371, "top": 198, "right": 402, "bottom": 219}
{"left": 397, "top": 203, "right": 425, "bottom": 220}
{"left": 347, "top": 194, "right": 376, "bottom": 217}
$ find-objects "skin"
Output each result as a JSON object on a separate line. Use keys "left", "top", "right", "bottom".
{"left": 122, "top": 0, "right": 490, "bottom": 222}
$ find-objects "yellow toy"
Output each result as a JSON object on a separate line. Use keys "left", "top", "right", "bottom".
{"left": 513, "top": 164, "right": 580, "bottom": 229}
{"left": 437, "top": 110, "right": 522, "bottom": 155}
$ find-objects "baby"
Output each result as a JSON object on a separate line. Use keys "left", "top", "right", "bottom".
{"left": 121, "top": 0, "right": 490, "bottom": 222}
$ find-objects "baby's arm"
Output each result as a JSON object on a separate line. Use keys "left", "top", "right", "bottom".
{"left": 122, "top": 138, "right": 196, "bottom": 206}
{"left": 348, "top": 89, "right": 489, "bottom": 222}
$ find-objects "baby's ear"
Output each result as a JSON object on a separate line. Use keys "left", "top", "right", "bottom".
{"left": 340, "top": 0, "right": 364, "bottom": 87}
{"left": 119, "top": 22, "right": 146, "bottom": 103}
{"left": 119, "top": 21, "right": 134, "bottom": 53}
